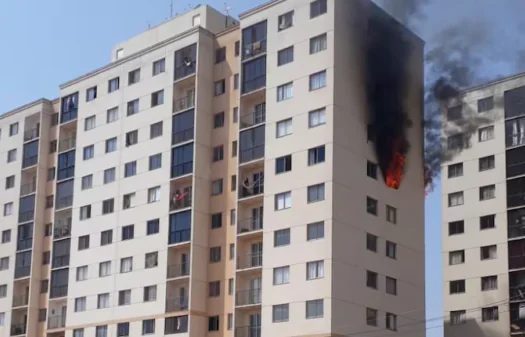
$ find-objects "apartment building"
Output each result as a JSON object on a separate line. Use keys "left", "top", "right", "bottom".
{"left": 0, "top": 1, "right": 425, "bottom": 337}
{"left": 442, "top": 74, "right": 525, "bottom": 337}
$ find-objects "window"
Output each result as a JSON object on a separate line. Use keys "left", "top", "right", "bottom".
{"left": 479, "top": 155, "right": 495, "bottom": 171}
{"left": 386, "top": 205, "right": 397, "bottom": 224}
{"left": 278, "top": 46, "right": 294, "bottom": 66}
{"left": 128, "top": 68, "right": 140, "bottom": 85}
{"left": 209, "top": 281, "right": 220, "bottom": 297}
{"left": 103, "top": 168, "right": 116, "bottom": 184}
{"left": 73, "top": 329, "right": 84, "bottom": 337}
{"left": 45, "top": 224, "right": 52, "bottom": 236}
{"left": 306, "top": 299, "right": 324, "bottom": 319}
{"left": 386, "top": 313, "right": 397, "bottom": 331}
{"left": 7, "top": 149, "right": 16, "bottom": 162}
{"left": 116, "top": 48, "right": 124, "bottom": 59}
{"left": 83, "top": 145, "right": 94, "bottom": 160}
{"left": 118, "top": 289, "right": 131, "bottom": 305}
{"left": 122, "top": 225, "right": 134, "bottom": 240}
{"left": 481, "top": 276, "right": 498, "bottom": 291}
{"left": 210, "top": 247, "right": 221, "bottom": 263}
{"left": 40, "top": 279, "right": 48, "bottom": 293}
{"left": 143, "top": 319, "right": 155, "bottom": 334}
{"left": 96, "top": 325, "right": 108, "bottom": 337}
{"left": 215, "top": 79, "right": 226, "bottom": 96}
{"left": 148, "top": 186, "right": 161, "bottom": 203}
{"left": 153, "top": 58, "right": 165, "bottom": 75}
{"left": 105, "top": 137, "right": 117, "bottom": 153}
{"left": 307, "top": 222, "right": 324, "bottom": 240}
{"left": 232, "top": 141, "right": 237, "bottom": 157}
{"left": 233, "top": 107, "right": 239, "bottom": 123}
{"left": 86, "top": 86, "right": 97, "bottom": 101}
{"left": 482, "top": 306, "right": 499, "bottom": 322}
{"left": 277, "top": 82, "right": 293, "bottom": 101}
{"left": 229, "top": 278, "right": 234, "bottom": 295}
{"left": 229, "top": 243, "right": 234, "bottom": 260}
{"left": 273, "top": 266, "right": 290, "bottom": 285}
{"left": 307, "top": 183, "right": 325, "bottom": 203}
{"left": 366, "top": 233, "right": 377, "bottom": 252}
{"left": 367, "top": 308, "right": 378, "bottom": 326}
{"left": 274, "top": 229, "right": 290, "bottom": 247}
{"left": 449, "top": 250, "right": 465, "bottom": 265}
{"left": 479, "top": 125, "right": 494, "bottom": 142}
{"left": 124, "top": 161, "right": 137, "bottom": 178}
{"left": 448, "top": 163, "right": 463, "bottom": 178}
{"left": 447, "top": 134, "right": 465, "bottom": 150}
{"left": 450, "top": 310, "right": 466, "bottom": 325}
{"left": 97, "top": 293, "right": 110, "bottom": 308}
{"left": 276, "top": 155, "right": 292, "bottom": 174}
{"left": 151, "top": 90, "right": 164, "bottom": 107}
{"left": 307, "top": 260, "right": 324, "bottom": 280}
{"left": 450, "top": 280, "right": 465, "bottom": 294}
{"left": 101, "top": 230, "right": 113, "bottom": 246}
{"left": 149, "top": 153, "right": 162, "bottom": 170}
{"left": 0, "top": 257, "right": 8, "bottom": 270}
{"left": 75, "top": 297, "right": 86, "bottom": 312}
{"left": 310, "top": 0, "right": 327, "bottom": 18}
{"left": 448, "top": 192, "right": 464, "bottom": 207}
{"left": 309, "top": 107, "right": 326, "bottom": 128}
{"left": 365, "top": 161, "right": 378, "bottom": 180}
{"left": 3, "top": 203, "right": 13, "bottom": 216}
{"left": 367, "top": 270, "right": 378, "bottom": 289}
{"left": 480, "top": 215, "right": 496, "bottom": 230}
{"left": 42, "top": 251, "right": 50, "bottom": 265}
{"left": 308, "top": 145, "right": 325, "bottom": 165}
{"left": 99, "top": 261, "right": 111, "bottom": 277}
{"left": 386, "top": 277, "right": 397, "bottom": 295}
{"left": 234, "top": 74, "right": 239, "bottom": 90}
{"left": 5, "top": 175, "right": 14, "bottom": 189}
{"left": 0, "top": 285, "right": 5, "bottom": 297}
{"left": 227, "top": 314, "right": 233, "bottom": 330}
{"left": 78, "top": 235, "right": 90, "bottom": 250}
{"left": 213, "top": 145, "right": 224, "bottom": 162}
{"left": 367, "top": 197, "right": 377, "bottom": 215}
{"left": 275, "top": 191, "right": 292, "bottom": 210}
{"left": 212, "top": 179, "right": 223, "bottom": 195}
{"left": 208, "top": 316, "right": 219, "bottom": 331}
{"left": 230, "top": 209, "right": 236, "bottom": 225}
{"left": 117, "top": 323, "right": 129, "bottom": 337}
{"left": 48, "top": 167, "right": 56, "bottom": 181}
{"left": 123, "top": 193, "right": 136, "bottom": 209}
{"left": 214, "top": 112, "right": 225, "bottom": 128}
{"left": 45, "top": 195, "right": 54, "bottom": 208}
{"left": 102, "top": 198, "right": 114, "bottom": 214}
{"left": 192, "top": 14, "right": 201, "bottom": 25}
{"left": 481, "top": 245, "right": 497, "bottom": 260}
{"left": 273, "top": 304, "right": 289, "bottom": 322}
{"left": 120, "top": 257, "right": 133, "bottom": 273}
{"left": 480, "top": 185, "right": 495, "bottom": 200}
{"left": 49, "top": 140, "right": 57, "bottom": 153}
{"left": 211, "top": 213, "right": 222, "bottom": 229}
{"left": 310, "top": 33, "right": 327, "bottom": 54}
{"left": 108, "top": 77, "right": 120, "bottom": 93}
{"left": 150, "top": 121, "right": 163, "bottom": 139}
{"left": 448, "top": 220, "right": 464, "bottom": 235}
{"left": 278, "top": 11, "right": 294, "bottom": 31}
{"left": 76, "top": 266, "right": 88, "bottom": 281}
{"left": 276, "top": 118, "right": 292, "bottom": 137}
{"left": 127, "top": 99, "right": 139, "bottom": 116}
{"left": 105, "top": 107, "right": 118, "bottom": 123}
{"left": 2, "top": 230, "right": 11, "bottom": 243}
{"left": 81, "top": 175, "right": 92, "bottom": 190}
{"left": 235, "top": 41, "right": 240, "bottom": 56}
{"left": 447, "top": 105, "right": 462, "bottom": 121}
{"left": 38, "top": 309, "right": 46, "bottom": 322}
{"left": 85, "top": 115, "right": 96, "bottom": 131}
{"left": 309, "top": 70, "right": 327, "bottom": 91}
{"left": 478, "top": 96, "right": 494, "bottom": 112}
{"left": 215, "top": 47, "right": 226, "bottom": 64}
{"left": 126, "top": 130, "right": 138, "bottom": 147}
{"left": 145, "top": 252, "right": 158, "bottom": 268}
{"left": 147, "top": 219, "right": 160, "bottom": 235}
{"left": 9, "top": 122, "right": 18, "bottom": 136}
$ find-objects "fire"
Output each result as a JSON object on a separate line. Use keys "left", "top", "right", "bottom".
{"left": 385, "top": 152, "right": 406, "bottom": 189}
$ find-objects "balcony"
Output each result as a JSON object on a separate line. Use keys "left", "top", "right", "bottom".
{"left": 242, "top": 39, "right": 267, "bottom": 61}
{"left": 168, "top": 229, "right": 191, "bottom": 245}
{"left": 237, "top": 218, "right": 263, "bottom": 235}
{"left": 167, "top": 263, "right": 190, "bottom": 279}
{"left": 61, "top": 108, "right": 78, "bottom": 124}
{"left": 20, "top": 182, "right": 36, "bottom": 197}
{"left": 18, "top": 211, "right": 34, "bottom": 224}
{"left": 237, "top": 253, "right": 262, "bottom": 270}
{"left": 236, "top": 289, "right": 262, "bottom": 307}
{"left": 48, "top": 315, "right": 66, "bottom": 329}
{"left": 241, "top": 104, "right": 266, "bottom": 130}
{"left": 12, "top": 295, "right": 28, "bottom": 307}
{"left": 54, "top": 222, "right": 71, "bottom": 240}
{"left": 58, "top": 137, "right": 76, "bottom": 153}
{"left": 170, "top": 187, "right": 192, "bottom": 212}
{"left": 235, "top": 326, "right": 261, "bottom": 337}
{"left": 22, "top": 155, "right": 38, "bottom": 169}
{"left": 50, "top": 285, "right": 68, "bottom": 299}
{"left": 174, "top": 62, "right": 196, "bottom": 81}
{"left": 52, "top": 255, "right": 70, "bottom": 269}
{"left": 239, "top": 180, "right": 264, "bottom": 200}
{"left": 55, "top": 195, "right": 73, "bottom": 210}
{"left": 10, "top": 323, "right": 26, "bottom": 336}
{"left": 16, "top": 237, "right": 32, "bottom": 251}
{"left": 14, "top": 266, "right": 30, "bottom": 279}
{"left": 24, "top": 127, "right": 39, "bottom": 142}
{"left": 173, "top": 95, "right": 195, "bottom": 114}
{"left": 166, "top": 296, "right": 189, "bottom": 312}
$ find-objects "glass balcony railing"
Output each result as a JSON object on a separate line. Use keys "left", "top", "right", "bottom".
{"left": 174, "top": 63, "right": 196, "bottom": 81}
{"left": 10, "top": 323, "right": 26, "bottom": 336}
{"left": 12, "top": 295, "right": 28, "bottom": 307}
{"left": 20, "top": 182, "right": 36, "bottom": 196}
{"left": 173, "top": 95, "right": 195, "bottom": 114}
{"left": 170, "top": 188, "right": 192, "bottom": 212}
{"left": 235, "top": 289, "right": 262, "bottom": 306}
{"left": 50, "top": 285, "right": 68, "bottom": 299}
{"left": 61, "top": 109, "right": 78, "bottom": 124}
{"left": 55, "top": 196, "right": 73, "bottom": 210}
{"left": 239, "top": 182, "right": 264, "bottom": 199}
{"left": 18, "top": 210, "right": 34, "bottom": 224}
{"left": 240, "top": 106, "right": 266, "bottom": 130}
{"left": 16, "top": 237, "right": 32, "bottom": 251}
{"left": 237, "top": 253, "right": 263, "bottom": 270}
{"left": 22, "top": 155, "right": 38, "bottom": 168}
{"left": 240, "top": 146, "right": 265, "bottom": 164}
{"left": 235, "top": 326, "right": 261, "bottom": 337}
{"left": 172, "top": 128, "right": 194, "bottom": 145}
{"left": 242, "top": 76, "right": 266, "bottom": 95}
{"left": 47, "top": 315, "right": 66, "bottom": 329}
{"left": 237, "top": 218, "right": 263, "bottom": 234}
{"left": 167, "top": 263, "right": 190, "bottom": 279}
{"left": 166, "top": 297, "right": 189, "bottom": 312}
{"left": 171, "top": 162, "right": 193, "bottom": 178}
{"left": 59, "top": 137, "right": 76, "bottom": 153}
{"left": 168, "top": 229, "right": 191, "bottom": 245}
{"left": 54, "top": 224, "right": 71, "bottom": 240}
{"left": 14, "top": 266, "right": 30, "bottom": 279}
{"left": 24, "top": 128, "right": 39, "bottom": 142}
{"left": 242, "top": 40, "right": 267, "bottom": 60}
{"left": 52, "top": 255, "right": 70, "bottom": 269}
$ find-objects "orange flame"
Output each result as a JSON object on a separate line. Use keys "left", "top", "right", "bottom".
{"left": 385, "top": 152, "right": 405, "bottom": 189}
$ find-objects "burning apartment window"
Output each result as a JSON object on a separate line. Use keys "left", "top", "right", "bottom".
{"left": 447, "top": 134, "right": 465, "bottom": 150}
{"left": 450, "top": 310, "right": 466, "bottom": 325}
{"left": 447, "top": 163, "right": 463, "bottom": 178}
{"left": 108, "top": 77, "right": 120, "bottom": 93}
{"left": 448, "top": 220, "right": 464, "bottom": 235}
{"left": 478, "top": 96, "right": 494, "bottom": 113}
{"left": 479, "top": 125, "right": 494, "bottom": 142}
{"left": 480, "top": 214, "right": 495, "bottom": 230}
{"left": 482, "top": 306, "right": 499, "bottom": 322}
{"left": 447, "top": 105, "right": 462, "bottom": 121}
{"left": 367, "top": 161, "right": 378, "bottom": 179}
{"left": 386, "top": 205, "right": 397, "bottom": 224}
{"left": 366, "top": 233, "right": 377, "bottom": 252}
{"left": 448, "top": 192, "right": 464, "bottom": 207}
{"left": 479, "top": 155, "right": 495, "bottom": 171}
{"left": 449, "top": 279, "right": 465, "bottom": 294}
{"left": 480, "top": 245, "right": 497, "bottom": 260}
{"left": 481, "top": 276, "right": 498, "bottom": 291}
{"left": 449, "top": 250, "right": 464, "bottom": 265}
{"left": 366, "top": 197, "right": 377, "bottom": 215}
{"left": 479, "top": 185, "right": 495, "bottom": 201}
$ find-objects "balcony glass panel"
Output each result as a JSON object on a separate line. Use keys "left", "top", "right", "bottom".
{"left": 56, "top": 180, "right": 74, "bottom": 209}
{"left": 236, "top": 288, "right": 262, "bottom": 306}
{"left": 14, "top": 251, "right": 31, "bottom": 279}
{"left": 506, "top": 117, "right": 525, "bottom": 147}
{"left": 235, "top": 326, "right": 261, "bottom": 337}
{"left": 18, "top": 195, "right": 35, "bottom": 223}
{"left": 164, "top": 315, "right": 188, "bottom": 334}
{"left": 61, "top": 93, "right": 79, "bottom": 123}
{"left": 172, "top": 110, "right": 194, "bottom": 145}
{"left": 52, "top": 239, "right": 70, "bottom": 268}
{"left": 239, "top": 126, "right": 265, "bottom": 164}
{"left": 509, "top": 239, "right": 525, "bottom": 270}
{"left": 166, "top": 296, "right": 189, "bottom": 312}
{"left": 23, "top": 126, "right": 39, "bottom": 142}
{"left": 22, "top": 140, "right": 39, "bottom": 168}
{"left": 171, "top": 143, "right": 193, "bottom": 178}
{"left": 57, "top": 150, "right": 75, "bottom": 181}
{"left": 242, "top": 21, "right": 267, "bottom": 60}
{"left": 505, "top": 86, "right": 525, "bottom": 119}
{"left": 169, "top": 211, "right": 191, "bottom": 245}
{"left": 509, "top": 208, "right": 525, "bottom": 239}
{"left": 242, "top": 57, "right": 266, "bottom": 94}
{"left": 174, "top": 44, "right": 197, "bottom": 81}
{"left": 17, "top": 223, "right": 33, "bottom": 251}
{"left": 50, "top": 268, "right": 69, "bottom": 298}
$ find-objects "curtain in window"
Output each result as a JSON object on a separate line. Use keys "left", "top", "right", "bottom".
{"left": 310, "top": 35, "right": 327, "bottom": 53}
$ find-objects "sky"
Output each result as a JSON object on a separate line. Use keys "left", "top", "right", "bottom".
{"left": 1, "top": 1, "right": 524, "bottom": 337}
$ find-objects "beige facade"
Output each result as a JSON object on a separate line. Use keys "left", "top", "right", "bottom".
{"left": 0, "top": 1, "right": 425, "bottom": 337}
{"left": 441, "top": 73, "right": 525, "bottom": 337}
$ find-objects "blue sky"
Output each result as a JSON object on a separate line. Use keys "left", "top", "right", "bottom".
{"left": 1, "top": 1, "right": 522, "bottom": 336}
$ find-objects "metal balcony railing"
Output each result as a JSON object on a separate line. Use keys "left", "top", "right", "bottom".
{"left": 50, "top": 285, "right": 68, "bottom": 299}
{"left": 239, "top": 182, "right": 264, "bottom": 199}
{"left": 172, "top": 128, "right": 194, "bottom": 145}
{"left": 167, "top": 263, "right": 190, "bottom": 279}
{"left": 242, "top": 39, "right": 267, "bottom": 60}
{"left": 22, "top": 155, "right": 38, "bottom": 168}
{"left": 236, "top": 288, "right": 262, "bottom": 306}
{"left": 12, "top": 295, "right": 28, "bottom": 307}
{"left": 52, "top": 255, "right": 70, "bottom": 269}
{"left": 173, "top": 95, "right": 195, "bottom": 114}
{"left": 166, "top": 296, "right": 189, "bottom": 312}
{"left": 240, "top": 105, "right": 266, "bottom": 130}
{"left": 24, "top": 128, "right": 39, "bottom": 142}
{"left": 237, "top": 253, "right": 263, "bottom": 270}
{"left": 235, "top": 326, "right": 261, "bottom": 337}
{"left": 237, "top": 218, "right": 263, "bottom": 234}
{"left": 242, "top": 76, "right": 266, "bottom": 95}
{"left": 47, "top": 315, "right": 66, "bottom": 329}
{"left": 20, "top": 182, "right": 36, "bottom": 196}
{"left": 239, "top": 145, "right": 265, "bottom": 164}
{"left": 10, "top": 323, "right": 26, "bottom": 336}
{"left": 56, "top": 196, "right": 73, "bottom": 210}
{"left": 170, "top": 188, "right": 192, "bottom": 212}
{"left": 18, "top": 210, "right": 34, "bottom": 223}
{"left": 59, "top": 137, "right": 76, "bottom": 153}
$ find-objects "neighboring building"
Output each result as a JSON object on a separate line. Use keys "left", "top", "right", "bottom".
{"left": 0, "top": 1, "right": 425, "bottom": 337}
{"left": 442, "top": 74, "right": 525, "bottom": 337}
